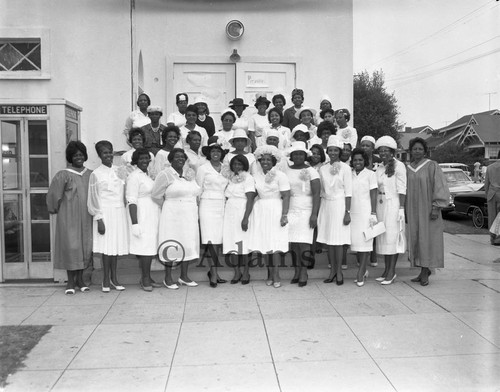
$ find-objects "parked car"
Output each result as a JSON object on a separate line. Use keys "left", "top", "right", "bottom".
{"left": 453, "top": 185, "right": 488, "bottom": 228}
{"left": 441, "top": 168, "right": 483, "bottom": 215}
{"left": 439, "top": 163, "right": 471, "bottom": 177}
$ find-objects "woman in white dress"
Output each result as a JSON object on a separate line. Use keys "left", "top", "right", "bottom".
{"left": 196, "top": 138, "right": 229, "bottom": 288}
{"left": 223, "top": 155, "right": 256, "bottom": 285}
{"left": 335, "top": 109, "right": 358, "bottom": 148}
{"left": 290, "top": 124, "right": 312, "bottom": 150}
{"left": 151, "top": 148, "right": 201, "bottom": 289}
{"left": 318, "top": 136, "right": 352, "bottom": 285}
{"left": 120, "top": 128, "right": 155, "bottom": 177}
{"left": 185, "top": 130, "right": 207, "bottom": 174}
{"left": 123, "top": 93, "right": 151, "bottom": 145}
{"left": 249, "top": 146, "right": 290, "bottom": 288}
{"left": 88, "top": 141, "right": 128, "bottom": 292}
{"left": 154, "top": 125, "right": 181, "bottom": 177}
{"left": 282, "top": 142, "right": 320, "bottom": 287}
{"left": 350, "top": 148, "right": 378, "bottom": 286}
{"left": 295, "top": 107, "right": 317, "bottom": 142}
{"left": 316, "top": 121, "right": 336, "bottom": 156}
{"left": 248, "top": 96, "right": 271, "bottom": 150}
{"left": 213, "top": 109, "right": 237, "bottom": 151}
{"left": 374, "top": 136, "right": 407, "bottom": 285}
{"left": 126, "top": 148, "right": 161, "bottom": 291}
{"left": 179, "top": 104, "right": 209, "bottom": 148}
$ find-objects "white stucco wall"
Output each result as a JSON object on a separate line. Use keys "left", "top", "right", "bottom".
{"left": 0, "top": 0, "right": 132, "bottom": 167}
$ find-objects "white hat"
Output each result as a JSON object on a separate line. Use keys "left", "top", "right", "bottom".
{"left": 228, "top": 129, "right": 250, "bottom": 145}
{"left": 375, "top": 136, "right": 397, "bottom": 150}
{"left": 193, "top": 95, "right": 208, "bottom": 105}
{"left": 320, "top": 95, "right": 332, "bottom": 105}
{"left": 295, "top": 106, "right": 317, "bottom": 120}
{"left": 254, "top": 145, "right": 282, "bottom": 162}
{"left": 360, "top": 135, "right": 376, "bottom": 145}
{"left": 291, "top": 124, "right": 311, "bottom": 140}
{"left": 327, "top": 135, "right": 343, "bottom": 149}
{"left": 265, "top": 129, "right": 280, "bottom": 139}
{"left": 221, "top": 108, "right": 237, "bottom": 118}
{"left": 147, "top": 105, "right": 163, "bottom": 114}
{"left": 287, "top": 141, "right": 312, "bottom": 157}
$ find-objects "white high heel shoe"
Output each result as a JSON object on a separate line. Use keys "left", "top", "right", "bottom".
{"left": 178, "top": 278, "right": 198, "bottom": 287}
{"left": 354, "top": 271, "right": 369, "bottom": 287}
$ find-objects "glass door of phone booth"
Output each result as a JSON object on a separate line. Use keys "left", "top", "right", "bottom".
{"left": 0, "top": 101, "right": 81, "bottom": 281}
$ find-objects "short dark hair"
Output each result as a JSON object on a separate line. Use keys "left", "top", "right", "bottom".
{"left": 137, "top": 93, "right": 151, "bottom": 106}
{"left": 409, "top": 137, "right": 428, "bottom": 154}
{"left": 131, "top": 148, "right": 151, "bottom": 166}
{"left": 167, "top": 148, "right": 188, "bottom": 163}
{"left": 95, "top": 140, "right": 113, "bottom": 157}
{"left": 230, "top": 154, "right": 250, "bottom": 173}
{"left": 65, "top": 140, "right": 88, "bottom": 163}
{"left": 204, "top": 144, "right": 227, "bottom": 162}
{"left": 272, "top": 94, "right": 286, "bottom": 106}
{"left": 186, "top": 130, "right": 202, "bottom": 144}
{"left": 317, "top": 121, "right": 337, "bottom": 138}
{"left": 350, "top": 148, "right": 370, "bottom": 168}
{"left": 320, "top": 108, "right": 335, "bottom": 119}
{"left": 128, "top": 127, "right": 146, "bottom": 144}
{"left": 268, "top": 107, "right": 284, "bottom": 123}
{"left": 161, "top": 125, "right": 181, "bottom": 145}
{"left": 221, "top": 111, "right": 236, "bottom": 123}
{"left": 185, "top": 104, "right": 198, "bottom": 116}
{"left": 309, "top": 144, "right": 326, "bottom": 163}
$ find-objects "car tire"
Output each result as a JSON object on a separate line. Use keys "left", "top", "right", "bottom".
{"left": 471, "top": 206, "right": 486, "bottom": 229}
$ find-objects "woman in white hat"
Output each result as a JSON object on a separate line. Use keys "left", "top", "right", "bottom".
{"left": 213, "top": 109, "right": 237, "bottom": 151}
{"left": 316, "top": 95, "right": 333, "bottom": 125}
{"left": 335, "top": 109, "right": 358, "bottom": 149}
{"left": 249, "top": 145, "right": 290, "bottom": 288}
{"left": 350, "top": 148, "right": 378, "bottom": 286}
{"left": 282, "top": 141, "right": 320, "bottom": 286}
{"left": 295, "top": 107, "right": 317, "bottom": 141}
{"left": 223, "top": 129, "right": 256, "bottom": 168}
{"left": 196, "top": 138, "right": 229, "bottom": 288}
{"left": 360, "top": 135, "right": 382, "bottom": 171}
{"left": 374, "top": 135, "right": 407, "bottom": 285}
{"left": 318, "top": 136, "right": 352, "bottom": 285}
{"left": 290, "top": 124, "right": 312, "bottom": 150}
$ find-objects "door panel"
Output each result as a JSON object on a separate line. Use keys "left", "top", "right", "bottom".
{"left": 173, "top": 64, "right": 236, "bottom": 130}
{"left": 236, "top": 63, "right": 296, "bottom": 111}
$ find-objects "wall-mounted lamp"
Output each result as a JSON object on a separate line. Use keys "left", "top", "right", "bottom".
{"left": 229, "top": 49, "right": 241, "bottom": 62}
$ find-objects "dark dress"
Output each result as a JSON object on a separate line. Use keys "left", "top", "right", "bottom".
{"left": 142, "top": 123, "right": 167, "bottom": 155}
{"left": 196, "top": 115, "right": 216, "bottom": 138}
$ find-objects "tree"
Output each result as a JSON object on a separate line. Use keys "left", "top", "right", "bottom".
{"left": 353, "top": 70, "right": 400, "bottom": 142}
{"left": 431, "top": 143, "right": 484, "bottom": 167}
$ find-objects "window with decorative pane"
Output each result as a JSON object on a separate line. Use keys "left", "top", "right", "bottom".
{"left": 0, "top": 39, "right": 41, "bottom": 71}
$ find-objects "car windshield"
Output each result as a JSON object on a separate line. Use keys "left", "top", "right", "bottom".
{"left": 444, "top": 170, "right": 471, "bottom": 184}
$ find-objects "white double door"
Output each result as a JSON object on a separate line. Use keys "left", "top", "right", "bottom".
{"left": 173, "top": 63, "right": 295, "bottom": 128}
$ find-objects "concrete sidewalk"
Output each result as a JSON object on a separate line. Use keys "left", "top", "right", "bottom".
{"left": 1, "top": 233, "right": 500, "bottom": 392}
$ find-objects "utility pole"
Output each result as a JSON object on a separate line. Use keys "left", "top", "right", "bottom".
{"left": 484, "top": 92, "right": 498, "bottom": 110}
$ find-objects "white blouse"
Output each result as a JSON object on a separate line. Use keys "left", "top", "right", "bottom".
{"left": 180, "top": 124, "right": 209, "bottom": 148}
{"left": 126, "top": 168, "right": 155, "bottom": 205}
{"left": 196, "top": 162, "right": 229, "bottom": 200}
{"left": 253, "top": 167, "right": 290, "bottom": 199}
{"left": 225, "top": 172, "right": 255, "bottom": 199}
{"left": 376, "top": 159, "right": 407, "bottom": 199}
{"left": 151, "top": 166, "right": 200, "bottom": 202}
{"left": 120, "top": 148, "right": 155, "bottom": 178}
{"left": 319, "top": 161, "right": 352, "bottom": 200}
{"left": 87, "top": 165, "right": 126, "bottom": 220}
{"left": 123, "top": 110, "right": 150, "bottom": 138}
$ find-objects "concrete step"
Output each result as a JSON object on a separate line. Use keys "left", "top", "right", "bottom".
{"left": 91, "top": 251, "right": 383, "bottom": 285}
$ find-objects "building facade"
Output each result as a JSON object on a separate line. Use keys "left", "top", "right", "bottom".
{"left": 0, "top": 0, "right": 353, "bottom": 281}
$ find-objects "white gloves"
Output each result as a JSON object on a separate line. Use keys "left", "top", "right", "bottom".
{"left": 131, "top": 224, "right": 142, "bottom": 238}
{"left": 369, "top": 214, "right": 378, "bottom": 227}
{"left": 398, "top": 208, "right": 405, "bottom": 222}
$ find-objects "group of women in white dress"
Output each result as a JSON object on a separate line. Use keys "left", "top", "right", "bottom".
{"left": 47, "top": 89, "right": 450, "bottom": 294}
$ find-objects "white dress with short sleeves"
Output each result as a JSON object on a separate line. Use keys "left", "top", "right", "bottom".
{"left": 376, "top": 160, "right": 407, "bottom": 254}
{"left": 223, "top": 172, "right": 255, "bottom": 254}
{"left": 249, "top": 167, "right": 290, "bottom": 253}
{"left": 87, "top": 165, "right": 129, "bottom": 255}
{"left": 120, "top": 148, "right": 155, "bottom": 178}
{"left": 152, "top": 167, "right": 201, "bottom": 261}
{"left": 126, "top": 168, "right": 160, "bottom": 255}
{"left": 282, "top": 164, "right": 319, "bottom": 243}
{"left": 317, "top": 161, "right": 352, "bottom": 245}
{"left": 350, "top": 168, "right": 377, "bottom": 252}
{"left": 196, "top": 162, "right": 229, "bottom": 244}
